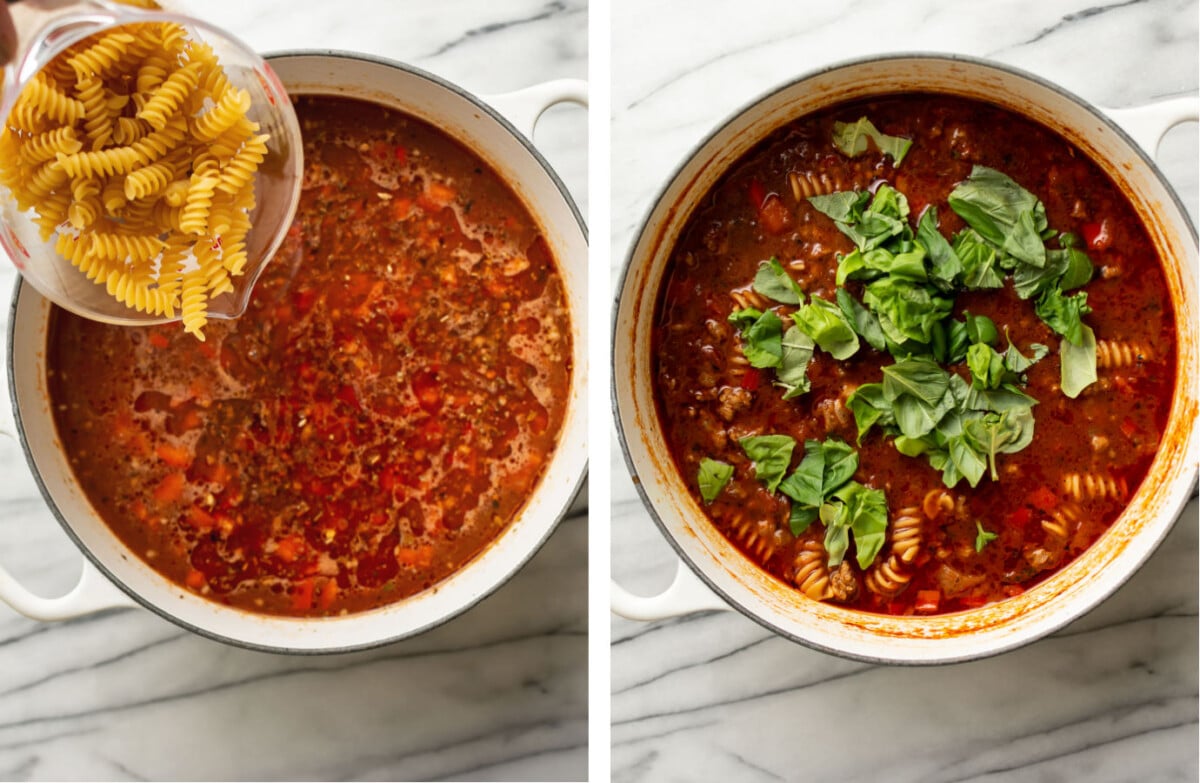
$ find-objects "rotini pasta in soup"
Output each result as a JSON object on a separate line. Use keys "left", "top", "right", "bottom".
{"left": 653, "top": 94, "right": 1176, "bottom": 616}
{"left": 46, "top": 96, "right": 572, "bottom": 616}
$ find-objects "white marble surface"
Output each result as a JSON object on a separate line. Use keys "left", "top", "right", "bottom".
{"left": 0, "top": 1, "right": 587, "bottom": 781}
{"left": 610, "top": 1, "right": 1199, "bottom": 781}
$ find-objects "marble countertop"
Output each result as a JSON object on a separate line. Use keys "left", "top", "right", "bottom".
{"left": 610, "top": 1, "right": 1198, "bottom": 781}
{"left": 0, "top": 1, "right": 587, "bottom": 781}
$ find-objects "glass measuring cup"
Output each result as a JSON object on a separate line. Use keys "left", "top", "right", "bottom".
{"left": 0, "top": 0, "right": 302, "bottom": 326}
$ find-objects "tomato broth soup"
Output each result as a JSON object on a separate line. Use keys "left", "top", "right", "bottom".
{"left": 653, "top": 94, "right": 1175, "bottom": 617}
{"left": 47, "top": 96, "right": 572, "bottom": 617}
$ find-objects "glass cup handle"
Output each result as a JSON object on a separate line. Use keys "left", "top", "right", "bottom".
{"left": 0, "top": 341, "right": 137, "bottom": 621}
{"left": 611, "top": 559, "right": 731, "bottom": 621}
{"left": 482, "top": 78, "right": 588, "bottom": 141}
{"left": 1104, "top": 95, "right": 1199, "bottom": 158}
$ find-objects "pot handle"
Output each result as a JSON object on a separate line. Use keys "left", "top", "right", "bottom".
{"left": 1104, "top": 95, "right": 1199, "bottom": 158}
{"left": 611, "top": 559, "right": 731, "bottom": 621}
{"left": 481, "top": 78, "right": 588, "bottom": 141}
{"left": 0, "top": 334, "right": 137, "bottom": 621}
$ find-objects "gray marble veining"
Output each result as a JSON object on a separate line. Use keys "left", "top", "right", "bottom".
{"left": 0, "top": 1, "right": 588, "bottom": 780}
{"left": 610, "top": 1, "right": 1198, "bottom": 781}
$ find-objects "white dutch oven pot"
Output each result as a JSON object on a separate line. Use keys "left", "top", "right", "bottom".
{"left": 0, "top": 52, "right": 588, "bottom": 653}
{"left": 612, "top": 54, "right": 1198, "bottom": 664}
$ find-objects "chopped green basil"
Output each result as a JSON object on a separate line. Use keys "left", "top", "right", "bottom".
{"left": 846, "top": 383, "right": 893, "bottom": 443}
{"left": 697, "top": 459, "right": 734, "bottom": 504}
{"left": 966, "top": 343, "right": 1006, "bottom": 390}
{"left": 831, "top": 117, "right": 913, "bottom": 167}
{"left": 793, "top": 297, "right": 859, "bottom": 360}
{"left": 1035, "top": 287, "right": 1091, "bottom": 346}
{"left": 807, "top": 190, "right": 870, "bottom": 224}
{"left": 947, "top": 166, "right": 1048, "bottom": 267}
{"left": 974, "top": 521, "right": 999, "bottom": 552}
{"left": 916, "top": 206, "right": 963, "bottom": 287}
{"left": 964, "top": 407, "right": 1036, "bottom": 481}
{"left": 964, "top": 312, "right": 998, "bottom": 346}
{"left": 1060, "top": 323, "right": 1098, "bottom": 399}
{"left": 836, "top": 288, "right": 887, "bottom": 351}
{"left": 739, "top": 434, "right": 796, "bottom": 493}
{"left": 863, "top": 277, "right": 954, "bottom": 344}
{"left": 819, "top": 480, "right": 889, "bottom": 568}
{"left": 753, "top": 257, "right": 806, "bottom": 304}
{"left": 780, "top": 437, "right": 860, "bottom": 535}
{"left": 953, "top": 228, "right": 1004, "bottom": 289}
{"left": 777, "top": 326, "right": 815, "bottom": 399}
{"left": 740, "top": 309, "right": 785, "bottom": 368}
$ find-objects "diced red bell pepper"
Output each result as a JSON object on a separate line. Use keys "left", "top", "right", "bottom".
{"left": 1081, "top": 220, "right": 1112, "bottom": 251}
{"left": 318, "top": 578, "right": 339, "bottom": 610}
{"left": 291, "top": 578, "right": 315, "bottom": 611}
{"left": 184, "top": 505, "right": 216, "bottom": 531}
{"left": 152, "top": 473, "right": 185, "bottom": 504}
{"left": 394, "top": 145, "right": 408, "bottom": 165}
{"left": 148, "top": 332, "right": 170, "bottom": 349}
{"left": 915, "top": 590, "right": 941, "bottom": 614}
{"left": 1028, "top": 486, "right": 1058, "bottom": 513}
{"left": 155, "top": 443, "right": 192, "bottom": 469}
{"left": 1005, "top": 506, "right": 1032, "bottom": 529}
{"left": 185, "top": 569, "right": 205, "bottom": 590}
{"left": 758, "top": 194, "right": 791, "bottom": 234}
{"left": 1120, "top": 417, "right": 1138, "bottom": 439}
{"left": 741, "top": 367, "right": 763, "bottom": 392}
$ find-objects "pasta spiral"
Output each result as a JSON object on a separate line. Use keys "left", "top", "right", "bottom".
{"left": 864, "top": 506, "right": 923, "bottom": 598}
{"left": 793, "top": 539, "right": 833, "bottom": 601}
{"left": 20, "top": 126, "right": 83, "bottom": 165}
{"left": 124, "top": 161, "right": 174, "bottom": 200}
{"left": 1095, "top": 339, "right": 1151, "bottom": 370}
{"left": 1062, "top": 472, "right": 1126, "bottom": 503}
{"left": 67, "top": 31, "right": 137, "bottom": 80}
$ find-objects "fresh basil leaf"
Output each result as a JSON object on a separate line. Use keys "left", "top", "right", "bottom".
{"left": 753, "top": 257, "right": 806, "bottom": 305}
{"left": 832, "top": 117, "right": 913, "bottom": 167}
{"left": 964, "top": 313, "right": 998, "bottom": 346}
{"left": 697, "top": 458, "right": 734, "bottom": 504}
{"left": 892, "top": 386, "right": 956, "bottom": 439}
{"left": 1059, "top": 246, "right": 1094, "bottom": 291}
{"left": 777, "top": 326, "right": 814, "bottom": 399}
{"left": 1061, "top": 323, "right": 1098, "bottom": 399}
{"left": 945, "top": 319, "right": 970, "bottom": 364}
{"left": 1003, "top": 208, "right": 1048, "bottom": 268}
{"left": 739, "top": 434, "right": 796, "bottom": 493}
{"left": 789, "top": 503, "right": 819, "bottom": 536}
{"left": 916, "top": 206, "right": 963, "bottom": 286}
{"left": 1012, "top": 248, "right": 1069, "bottom": 299}
{"left": 946, "top": 433, "right": 988, "bottom": 488}
{"left": 1035, "top": 287, "right": 1091, "bottom": 346}
{"left": 894, "top": 434, "right": 932, "bottom": 457}
{"left": 834, "top": 185, "right": 911, "bottom": 252}
{"left": 863, "top": 277, "right": 955, "bottom": 344}
{"left": 821, "top": 438, "right": 859, "bottom": 493}
{"left": 808, "top": 190, "right": 870, "bottom": 223}
{"left": 964, "top": 407, "right": 1036, "bottom": 480}
{"left": 848, "top": 484, "right": 889, "bottom": 569}
{"left": 836, "top": 288, "right": 886, "bottom": 351}
{"left": 952, "top": 228, "right": 1004, "bottom": 289}
{"left": 947, "top": 371, "right": 973, "bottom": 407}
{"left": 742, "top": 309, "right": 785, "bottom": 367}
{"left": 947, "top": 166, "right": 1048, "bottom": 267}
{"left": 820, "top": 500, "right": 851, "bottom": 567}
{"left": 793, "top": 297, "right": 860, "bottom": 360}
{"left": 964, "top": 383, "right": 1039, "bottom": 413}
{"left": 966, "top": 343, "right": 1006, "bottom": 390}
{"left": 779, "top": 439, "right": 825, "bottom": 509}
{"left": 728, "top": 307, "right": 762, "bottom": 332}
{"left": 836, "top": 249, "right": 872, "bottom": 285}
{"left": 974, "top": 521, "right": 998, "bottom": 552}
{"left": 881, "top": 357, "right": 950, "bottom": 406}
{"left": 1002, "top": 339, "right": 1049, "bottom": 374}
{"left": 846, "top": 383, "right": 893, "bottom": 443}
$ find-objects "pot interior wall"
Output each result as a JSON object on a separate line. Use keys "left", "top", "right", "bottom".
{"left": 615, "top": 56, "right": 1198, "bottom": 663}
{"left": 10, "top": 55, "right": 588, "bottom": 652}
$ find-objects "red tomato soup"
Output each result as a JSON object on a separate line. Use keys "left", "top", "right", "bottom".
{"left": 47, "top": 96, "right": 572, "bottom": 616}
{"left": 653, "top": 94, "right": 1175, "bottom": 617}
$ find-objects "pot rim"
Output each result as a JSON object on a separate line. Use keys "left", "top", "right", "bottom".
{"left": 8, "top": 49, "right": 588, "bottom": 655}
{"left": 611, "top": 51, "right": 1198, "bottom": 664}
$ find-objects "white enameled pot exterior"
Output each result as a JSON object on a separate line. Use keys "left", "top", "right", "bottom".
{"left": 1, "top": 52, "right": 588, "bottom": 653}
{"left": 612, "top": 55, "right": 1198, "bottom": 664}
